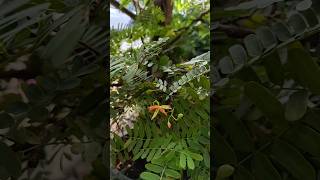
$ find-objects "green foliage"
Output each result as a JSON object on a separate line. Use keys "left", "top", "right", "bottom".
{"left": 111, "top": 0, "right": 209, "bottom": 179}
{"left": 112, "top": 98, "right": 210, "bottom": 179}
{"left": 214, "top": 0, "right": 320, "bottom": 179}
{"left": 0, "top": 0, "right": 108, "bottom": 179}
{"left": 157, "top": 52, "right": 210, "bottom": 97}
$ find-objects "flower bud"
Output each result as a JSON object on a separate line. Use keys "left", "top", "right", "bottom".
{"left": 167, "top": 121, "right": 172, "bottom": 129}
{"left": 177, "top": 113, "right": 183, "bottom": 119}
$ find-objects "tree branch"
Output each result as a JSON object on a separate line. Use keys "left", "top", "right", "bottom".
{"left": 79, "top": 41, "right": 101, "bottom": 56}
{"left": 214, "top": 24, "right": 254, "bottom": 38}
{"left": 163, "top": 9, "right": 210, "bottom": 52}
{"left": 132, "top": 0, "right": 141, "bottom": 14}
{"left": 176, "top": 9, "right": 210, "bottom": 33}
{"left": 110, "top": 0, "right": 136, "bottom": 20}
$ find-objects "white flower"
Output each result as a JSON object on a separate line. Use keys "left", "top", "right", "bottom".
{"left": 120, "top": 40, "right": 143, "bottom": 52}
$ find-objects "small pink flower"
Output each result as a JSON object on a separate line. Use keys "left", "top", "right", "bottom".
{"left": 26, "top": 79, "right": 37, "bottom": 85}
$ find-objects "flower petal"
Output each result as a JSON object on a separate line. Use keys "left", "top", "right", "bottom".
{"left": 152, "top": 109, "right": 160, "bottom": 120}
{"left": 159, "top": 108, "right": 167, "bottom": 116}
{"left": 148, "top": 105, "right": 161, "bottom": 112}
{"left": 160, "top": 105, "right": 171, "bottom": 109}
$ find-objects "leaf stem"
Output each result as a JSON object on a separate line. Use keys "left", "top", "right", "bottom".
{"left": 160, "top": 165, "right": 167, "bottom": 180}
{"left": 237, "top": 126, "right": 290, "bottom": 166}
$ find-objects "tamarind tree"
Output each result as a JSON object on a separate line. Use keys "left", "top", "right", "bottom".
{"left": 110, "top": 0, "right": 210, "bottom": 179}
{"left": 213, "top": 0, "right": 320, "bottom": 179}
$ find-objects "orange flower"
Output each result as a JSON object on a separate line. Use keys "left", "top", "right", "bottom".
{"left": 148, "top": 105, "right": 167, "bottom": 116}
{"left": 148, "top": 105, "right": 171, "bottom": 120}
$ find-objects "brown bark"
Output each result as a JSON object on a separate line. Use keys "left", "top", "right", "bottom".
{"left": 154, "top": 0, "right": 173, "bottom": 25}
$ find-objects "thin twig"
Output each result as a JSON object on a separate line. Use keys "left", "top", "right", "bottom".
{"left": 132, "top": 0, "right": 141, "bottom": 14}
{"left": 0, "top": 134, "right": 16, "bottom": 143}
{"left": 273, "top": 87, "right": 307, "bottom": 91}
{"left": 163, "top": 9, "right": 210, "bottom": 52}
{"left": 21, "top": 140, "right": 94, "bottom": 154}
{"left": 214, "top": 24, "right": 254, "bottom": 38}
{"left": 79, "top": 41, "right": 101, "bottom": 56}
{"left": 111, "top": 0, "right": 136, "bottom": 20}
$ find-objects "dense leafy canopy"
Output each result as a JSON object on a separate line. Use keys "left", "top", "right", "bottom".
{"left": 110, "top": 0, "right": 210, "bottom": 179}
{"left": 213, "top": 0, "right": 320, "bottom": 179}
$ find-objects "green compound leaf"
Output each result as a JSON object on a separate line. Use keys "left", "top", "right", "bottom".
{"left": 140, "top": 172, "right": 161, "bottom": 180}
{"left": 179, "top": 153, "right": 186, "bottom": 169}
